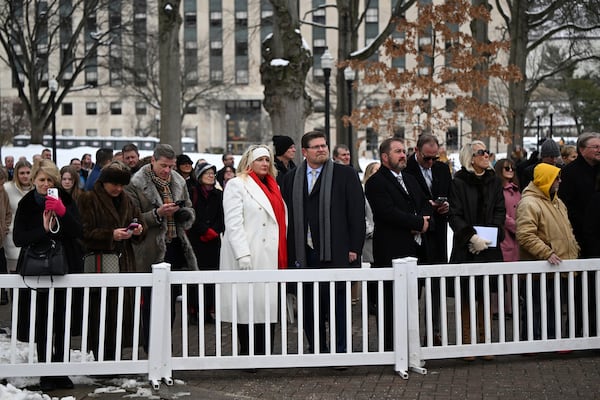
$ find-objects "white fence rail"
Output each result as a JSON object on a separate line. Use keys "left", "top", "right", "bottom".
{"left": 0, "top": 258, "right": 599, "bottom": 385}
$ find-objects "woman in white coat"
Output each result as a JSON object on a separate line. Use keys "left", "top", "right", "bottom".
{"left": 220, "top": 145, "right": 287, "bottom": 355}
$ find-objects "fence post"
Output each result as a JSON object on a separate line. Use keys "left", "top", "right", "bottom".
{"left": 148, "top": 263, "right": 173, "bottom": 389}
{"left": 401, "top": 257, "right": 426, "bottom": 374}
{"left": 392, "top": 257, "right": 412, "bottom": 379}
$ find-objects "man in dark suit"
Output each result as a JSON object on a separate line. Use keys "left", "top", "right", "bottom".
{"left": 281, "top": 131, "right": 365, "bottom": 354}
{"left": 365, "top": 137, "right": 433, "bottom": 350}
{"left": 404, "top": 134, "right": 452, "bottom": 345}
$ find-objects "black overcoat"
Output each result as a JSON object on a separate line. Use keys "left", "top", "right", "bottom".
{"left": 13, "top": 188, "right": 83, "bottom": 345}
{"left": 187, "top": 186, "right": 224, "bottom": 270}
{"left": 404, "top": 155, "right": 452, "bottom": 264}
{"left": 558, "top": 156, "right": 600, "bottom": 258}
{"left": 281, "top": 162, "right": 365, "bottom": 269}
{"left": 448, "top": 168, "right": 505, "bottom": 264}
{"left": 365, "top": 166, "right": 433, "bottom": 267}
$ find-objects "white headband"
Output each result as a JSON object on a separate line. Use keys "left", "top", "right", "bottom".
{"left": 251, "top": 147, "right": 270, "bottom": 162}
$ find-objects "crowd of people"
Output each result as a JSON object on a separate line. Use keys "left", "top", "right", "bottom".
{"left": 0, "top": 130, "right": 599, "bottom": 389}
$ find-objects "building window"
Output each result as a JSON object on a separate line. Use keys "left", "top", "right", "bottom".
{"left": 111, "top": 128, "right": 122, "bottom": 137}
{"left": 135, "top": 128, "right": 145, "bottom": 137}
{"left": 110, "top": 101, "right": 122, "bottom": 115}
{"left": 366, "top": 8, "right": 378, "bottom": 23}
{"left": 185, "top": 104, "right": 197, "bottom": 114}
{"left": 61, "top": 129, "right": 73, "bottom": 136}
{"left": 62, "top": 102, "right": 73, "bottom": 115}
{"left": 184, "top": 127, "right": 197, "bottom": 138}
{"left": 86, "top": 129, "right": 98, "bottom": 137}
{"left": 210, "top": 70, "right": 223, "bottom": 82}
{"left": 86, "top": 102, "right": 97, "bottom": 115}
{"left": 135, "top": 101, "right": 147, "bottom": 115}
{"left": 236, "top": 70, "right": 249, "bottom": 84}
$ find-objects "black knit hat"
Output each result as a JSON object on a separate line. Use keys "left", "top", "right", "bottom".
{"left": 273, "top": 135, "right": 295, "bottom": 157}
{"left": 194, "top": 162, "right": 217, "bottom": 181}
{"left": 98, "top": 161, "right": 131, "bottom": 186}
{"left": 176, "top": 154, "right": 193, "bottom": 168}
{"left": 540, "top": 139, "right": 560, "bottom": 158}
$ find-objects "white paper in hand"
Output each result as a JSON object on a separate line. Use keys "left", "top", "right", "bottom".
{"left": 474, "top": 226, "right": 498, "bottom": 247}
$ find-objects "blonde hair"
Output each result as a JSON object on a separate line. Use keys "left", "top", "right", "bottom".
{"left": 362, "top": 161, "right": 380, "bottom": 184}
{"left": 31, "top": 159, "right": 60, "bottom": 186}
{"left": 459, "top": 140, "right": 490, "bottom": 173}
{"left": 236, "top": 144, "right": 277, "bottom": 178}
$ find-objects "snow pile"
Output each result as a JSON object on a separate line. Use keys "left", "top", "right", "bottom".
{"left": 0, "top": 331, "right": 169, "bottom": 398}
{"left": 270, "top": 58, "right": 290, "bottom": 67}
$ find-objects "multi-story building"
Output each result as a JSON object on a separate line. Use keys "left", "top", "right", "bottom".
{"left": 1, "top": 0, "right": 511, "bottom": 156}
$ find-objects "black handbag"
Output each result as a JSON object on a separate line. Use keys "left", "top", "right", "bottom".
{"left": 19, "top": 239, "right": 67, "bottom": 276}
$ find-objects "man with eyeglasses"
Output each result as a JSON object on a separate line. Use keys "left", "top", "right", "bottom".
{"left": 404, "top": 134, "right": 452, "bottom": 346}
{"left": 559, "top": 132, "right": 600, "bottom": 336}
{"left": 281, "top": 131, "right": 365, "bottom": 357}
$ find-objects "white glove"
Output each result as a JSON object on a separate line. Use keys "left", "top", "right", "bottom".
{"left": 468, "top": 234, "right": 491, "bottom": 254}
{"left": 238, "top": 255, "right": 252, "bottom": 270}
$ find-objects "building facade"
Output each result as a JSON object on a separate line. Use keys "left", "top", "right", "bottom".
{"left": 0, "top": 0, "right": 513, "bottom": 155}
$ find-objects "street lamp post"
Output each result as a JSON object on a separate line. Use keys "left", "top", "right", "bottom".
{"left": 49, "top": 79, "right": 58, "bottom": 164}
{"left": 535, "top": 108, "right": 543, "bottom": 153}
{"left": 321, "top": 48, "right": 334, "bottom": 145}
{"left": 155, "top": 114, "right": 161, "bottom": 137}
{"left": 413, "top": 105, "right": 421, "bottom": 140}
{"left": 344, "top": 66, "right": 356, "bottom": 164}
{"left": 458, "top": 111, "right": 464, "bottom": 150}
{"left": 548, "top": 104, "right": 555, "bottom": 138}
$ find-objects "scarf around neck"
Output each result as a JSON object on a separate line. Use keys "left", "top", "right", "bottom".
{"left": 147, "top": 168, "right": 176, "bottom": 242}
{"left": 249, "top": 171, "right": 287, "bottom": 269}
{"left": 292, "top": 159, "right": 333, "bottom": 267}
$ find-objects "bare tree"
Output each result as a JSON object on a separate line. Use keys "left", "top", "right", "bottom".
{"left": 261, "top": 0, "right": 313, "bottom": 164}
{"left": 0, "top": 97, "right": 31, "bottom": 158}
{"left": 0, "top": 0, "right": 117, "bottom": 144}
{"left": 498, "top": 0, "right": 600, "bottom": 151}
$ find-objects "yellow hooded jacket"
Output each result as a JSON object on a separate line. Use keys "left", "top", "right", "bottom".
{"left": 516, "top": 163, "right": 580, "bottom": 261}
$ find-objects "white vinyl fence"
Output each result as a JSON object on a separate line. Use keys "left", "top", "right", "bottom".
{"left": 0, "top": 258, "right": 599, "bottom": 386}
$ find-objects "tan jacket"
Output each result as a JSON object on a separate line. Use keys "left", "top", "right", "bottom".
{"left": 516, "top": 181, "right": 579, "bottom": 262}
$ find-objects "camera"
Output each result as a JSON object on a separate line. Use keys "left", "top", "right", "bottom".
{"left": 175, "top": 200, "right": 186, "bottom": 207}
{"left": 435, "top": 196, "right": 448, "bottom": 204}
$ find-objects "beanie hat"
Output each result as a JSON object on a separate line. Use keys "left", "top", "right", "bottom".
{"left": 540, "top": 139, "right": 560, "bottom": 158}
{"left": 194, "top": 162, "right": 217, "bottom": 181}
{"left": 273, "top": 135, "right": 295, "bottom": 157}
{"left": 533, "top": 163, "right": 560, "bottom": 198}
{"left": 176, "top": 154, "right": 193, "bottom": 168}
{"left": 98, "top": 161, "right": 131, "bottom": 186}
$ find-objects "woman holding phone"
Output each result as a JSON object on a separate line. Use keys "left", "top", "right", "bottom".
{"left": 13, "top": 159, "right": 83, "bottom": 391}
{"left": 79, "top": 161, "right": 144, "bottom": 362}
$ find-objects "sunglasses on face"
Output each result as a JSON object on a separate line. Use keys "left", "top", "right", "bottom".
{"left": 422, "top": 156, "right": 439, "bottom": 162}
{"left": 503, "top": 166, "right": 514, "bottom": 171}
{"left": 473, "top": 149, "right": 490, "bottom": 157}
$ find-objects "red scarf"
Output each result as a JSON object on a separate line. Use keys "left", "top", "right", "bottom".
{"left": 249, "top": 171, "right": 288, "bottom": 269}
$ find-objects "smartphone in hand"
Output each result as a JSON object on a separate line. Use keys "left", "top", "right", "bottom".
{"left": 127, "top": 218, "right": 140, "bottom": 234}
{"left": 435, "top": 196, "right": 448, "bottom": 204}
{"left": 47, "top": 188, "right": 59, "bottom": 199}
{"left": 174, "top": 200, "right": 186, "bottom": 207}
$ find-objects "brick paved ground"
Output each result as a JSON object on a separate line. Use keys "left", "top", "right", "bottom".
{"left": 49, "top": 350, "right": 600, "bottom": 399}
{"left": 3, "top": 294, "right": 600, "bottom": 399}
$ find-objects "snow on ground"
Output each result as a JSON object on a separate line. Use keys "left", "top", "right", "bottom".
{"left": 0, "top": 332, "right": 184, "bottom": 399}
